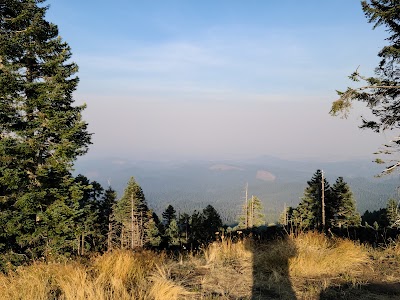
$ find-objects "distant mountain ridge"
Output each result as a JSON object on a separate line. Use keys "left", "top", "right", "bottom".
{"left": 74, "top": 156, "right": 398, "bottom": 224}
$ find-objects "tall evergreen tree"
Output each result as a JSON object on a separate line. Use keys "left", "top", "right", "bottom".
{"left": 238, "top": 195, "right": 265, "bottom": 229}
{"left": 330, "top": 0, "right": 400, "bottom": 174}
{"left": 250, "top": 196, "right": 265, "bottom": 227}
{"left": 279, "top": 205, "right": 295, "bottom": 226}
{"left": 386, "top": 198, "right": 400, "bottom": 228}
{"left": 113, "top": 177, "right": 157, "bottom": 249}
{"left": 202, "top": 205, "right": 223, "bottom": 243}
{"left": 295, "top": 170, "right": 332, "bottom": 230}
{"left": 73, "top": 175, "right": 103, "bottom": 255}
{"left": 164, "top": 219, "right": 181, "bottom": 247}
{"left": 188, "top": 210, "right": 206, "bottom": 247}
{"left": 145, "top": 210, "right": 161, "bottom": 248}
{"left": 330, "top": 177, "right": 361, "bottom": 227}
{"left": 162, "top": 204, "right": 176, "bottom": 227}
{"left": 98, "top": 186, "right": 117, "bottom": 251}
{"left": 177, "top": 212, "right": 191, "bottom": 245}
{"left": 0, "top": 0, "right": 91, "bottom": 259}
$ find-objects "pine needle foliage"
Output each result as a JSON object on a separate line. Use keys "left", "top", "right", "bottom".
{"left": 330, "top": 0, "right": 400, "bottom": 174}
{"left": 0, "top": 0, "right": 91, "bottom": 260}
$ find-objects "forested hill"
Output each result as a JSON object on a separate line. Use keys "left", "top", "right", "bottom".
{"left": 74, "top": 156, "right": 398, "bottom": 224}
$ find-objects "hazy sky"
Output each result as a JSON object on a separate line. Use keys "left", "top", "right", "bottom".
{"left": 45, "top": 0, "right": 392, "bottom": 161}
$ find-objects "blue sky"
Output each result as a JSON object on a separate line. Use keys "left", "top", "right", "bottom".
{"left": 45, "top": 0, "right": 391, "bottom": 161}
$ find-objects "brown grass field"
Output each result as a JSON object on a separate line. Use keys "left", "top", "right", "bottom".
{"left": 1, "top": 231, "right": 400, "bottom": 299}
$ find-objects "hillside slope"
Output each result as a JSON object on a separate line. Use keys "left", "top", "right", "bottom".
{"left": 74, "top": 156, "right": 398, "bottom": 223}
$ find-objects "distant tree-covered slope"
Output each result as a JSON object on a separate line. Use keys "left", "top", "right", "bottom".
{"left": 74, "top": 157, "right": 398, "bottom": 224}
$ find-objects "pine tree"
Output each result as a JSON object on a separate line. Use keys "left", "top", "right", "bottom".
{"left": 188, "top": 210, "right": 206, "bottom": 247}
{"left": 145, "top": 210, "right": 161, "bottom": 248}
{"left": 162, "top": 204, "right": 176, "bottom": 227}
{"left": 291, "top": 208, "right": 303, "bottom": 228}
{"left": 238, "top": 195, "right": 265, "bottom": 229}
{"left": 250, "top": 196, "right": 265, "bottom": 227}
{"left": 202, "top": 205, "right": 223, "bottom": 243}
{"left": 0, "top": 0, "right": 91, "bottom": 259}
{"left": 98, "top": 186, "right": 117, "bottom": 251}
{"left": 165, "top": 219, "right": 181, "bottom": 247}
{"left": 279, "top": 205, "right": 295, "bottom": 226}
{"left": 113, "top": 177, "right": 153, "bottom": 249}
{"left": 177, "top": 212, "right": 191, "bottom": 245}
{"left": 330, "top": 0, "right": 400, "bottom": 174}
{"left": 295, "top": 170, "right": 331, "bottom": 230}
{"left": 330, "top": 177, "right": 361, "bottom": 228}
{"left": 73, "top": 175, "right": 103, "bottom": 255}
{"left": 386, "top": 198, "right": 400, "bottom": 228}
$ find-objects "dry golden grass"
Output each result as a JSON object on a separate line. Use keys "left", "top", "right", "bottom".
{"left": 199, "top": 232, "right": 366, "bottom": 299}
{"left": 203, "top": 238, "right": 252, "bottom": 265}
{"left": 283, "top": 231, "right": 371, "bottom": 299}
{"left": 378, "top": 237, "right": 400, "bottom": 259}
{"left": 289, "top": 231, "right": 369, "bottom": 278}
{"left": 93, "top": 249, "right": 161, "bottom": 295}
{"left": 1, "top": 232, "right": 399, "bottom": 300}
{"left": 53, "top": 263, "right": 105, "bottom": 300}
{"left": 149, "top": 264, "right": 191, "bottom": 300}
{"left": 0, "top": 263, "right": 56, "bottom": 300}
{"left": 0, "top": 250, "right": 188, "bottom": 300}
{"left": 199, "top": 238, "right": 254, "bottom": 298}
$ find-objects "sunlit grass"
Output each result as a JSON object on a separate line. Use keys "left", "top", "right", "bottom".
{"left": 289, "top": 231, "right": 369, "bottom": 277}
{"left": 0, "top": 250, "right": 187, "bottom": 300}
{"left": 203, "top": 237, "right": 252, "bottom": 265}
{"left": 1, "top": 231, "right": 398, "bottom": 299}
{"left": 0, "top": 263, "right": 57, "bottom": 300}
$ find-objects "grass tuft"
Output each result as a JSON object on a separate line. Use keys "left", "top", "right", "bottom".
{"left": 203, "top": 238, "right": 252, "bottom": 265}
{"left": 289, "top": 231, "right": 369, "bottom": 278}
{"left": 149, "top": 264, "right": 190, "bottom": 300}
{"left": 1, "top": 232, "right": 398, "bottom": 300}
{"left": 0, "top": 263, "right": 55, "bottom": 300}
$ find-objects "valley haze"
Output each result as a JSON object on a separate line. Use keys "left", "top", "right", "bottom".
{"left": 74, "top": 155, "right": 398, "bottom": 224}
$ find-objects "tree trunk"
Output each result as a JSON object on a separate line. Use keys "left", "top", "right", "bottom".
{"left": 107, "top": 222, "right": 112, "bottom": 251}
{"left": 81, "top": 232, "right": 85, "bottom": 255}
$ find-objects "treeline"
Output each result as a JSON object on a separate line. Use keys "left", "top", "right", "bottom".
{"left": 0, "top": 174, "right": 225, "bottom": 269}
{"left": 279, "top": 170, "right": 400, "bottom": 243}
{"left": 111, "top": 177, "right": 223, "bottom": 251}
{"left": 361, "top": 198, "right": 400, "bottom": 230}
{"left": 281, "top": 170, "right": 361, "bottom": 230}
